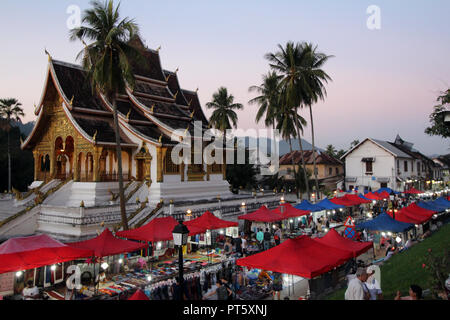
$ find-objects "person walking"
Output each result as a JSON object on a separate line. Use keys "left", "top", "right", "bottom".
{"left": 256, "top": 228, "right": 264, "bottom": 250}
{"left": 263, "top": 228, "right": 272, "bottom": 251}
{"left": 344, "top": 268, "right": 370, "bottom": 300}
{"left": 274, "top": 226, "right": 282, "bottom": 246}
{"left": 272, "top": 272, "right": 283, "bottom": 300}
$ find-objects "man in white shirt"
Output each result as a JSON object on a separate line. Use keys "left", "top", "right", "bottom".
{"left": 22, "top": 280, "right": 40, "bottom": 300}
{"left": 366, "top": 265, "right": 383, "bottom": 300}
{"left": 345, "top": 268, "right": 369, "bottom": 300}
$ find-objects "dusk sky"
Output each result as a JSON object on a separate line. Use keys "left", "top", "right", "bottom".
{"left": 0, "top": 0, "right": 449, "bottom": 155}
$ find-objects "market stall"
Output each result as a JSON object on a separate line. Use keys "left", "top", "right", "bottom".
{"left": 356, "top": 212, "right": 414, "bottom": 233}
{"left": 0, "top": 234, "right": 93, "bottom": 274}
{"left": 313, "top": 229, "right": 373, "bottom": 258}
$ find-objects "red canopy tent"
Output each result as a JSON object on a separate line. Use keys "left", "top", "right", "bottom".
{"left": 364, "top": 192, "right": 383, "bottom": 201}
{"left": 0, "top": 234, "right": 94, "bottom": 274}
{"left": 313, "top": 229, "right": 373, "bottom": 258}
{"left": 128, "top": 289, "right": 150, "bottom": 300}
{"left": 330, "top": 194, "right": 365, "bottom": 207}
{"left": 66, "top": 229, "right": 147, "bottom": 257}
{"left": 272, "top": 203, "right": 310, "bottom": 219}
{"left": 184, "top": 211, "right": 238, "bottom": 233}
{"left": 403, "top": 187, "right": 423, "bottom": 194}
{"left": 345, "top": 194, "right": 372, "bottom": 205}
{"left": 116, "top": 216, "right": 204, "bottom": 243}
{"left": 378, "top": 191, "right": 391, "bottom": 199}
{"left": 387, "top": 203, "right": 435, "bottom": 224}
{"left": 236, "top": 236, "right": 353, "bottom": 279}
{"left": 238, "top": 205, "right": 283, "bottom": 223}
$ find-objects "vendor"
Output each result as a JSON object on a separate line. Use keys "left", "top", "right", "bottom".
{"left": 224, "top": 237, "right": 233, "bottom": 255}
{"left": 22, "top": 280, "right": 40, "bottom": 300}
{"left": 96, "top": 271, "right": 107, "bottom": 284}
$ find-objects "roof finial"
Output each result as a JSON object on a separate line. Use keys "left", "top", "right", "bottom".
{"left": 150, "top": 104, "right": 155, "bottom": 114}
{"left": 175, "top": 67, "right": 179, "bottom": 73}
{"left": 190, "top": 110, "right": 195, "bottom": 118}
{"left": 126, "top": 109, "right": 131, "bottom": 120}
{"left": 165, "top": 74, "right": 171, "bottom": 82}
{"left": 158, "top": 134, "right": 163, "bottom": 143}
{"left": 20, "top": 137, "right": 24, "bottom": 145}
{"left": 195, "top": 87, "right": 199, "bottom": 93}
{"left": 93, "top": 130, "right": 98, "bottom": 142}
{"left": 188, "top": 99, "right": 193, "bottom": 107}
{"left": 184, "top": 126, "right": 189, "bottom": 135}
{"left": 44, "top": 48, "right": 52, "bottom": 61}
{"left": 173, "top": 91, "right": 179, "bottom": 100}
{"left": 69, "top": 95, "right": 74, "bottom": 106}
{"left": 156, "top": 45, "right": 161, "bottom": 52}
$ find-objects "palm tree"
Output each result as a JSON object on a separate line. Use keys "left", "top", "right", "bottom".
{"left": 325, "top": 144, "right": 337, "bottom": 158}
{"left": 248, "top": 71, "right": 280, "bottom": 129}
{"left": 266, "top": 42, "right": 332, "bottom": 202}
{"left": 70, "top": 0, "right": 143, "bottom": 230}
{"left": 265, "top": 42, "right": 311, "bottom": 200}
{"left": 206, "top": 87, "right": 243, "bottom": 133}
{"left": 274, "top": 97, "right": 307, "bottom": 199}
{"left": 0, "top": 98, "right": 25, "bottom": 193}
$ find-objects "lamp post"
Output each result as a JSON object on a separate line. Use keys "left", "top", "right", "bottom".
{"left": 172, "top": 220, "right": 190, "bottom": 301}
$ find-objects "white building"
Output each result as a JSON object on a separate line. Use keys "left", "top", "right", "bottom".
{"left": 341, "top": 136, "right": 439, "bottom": 192}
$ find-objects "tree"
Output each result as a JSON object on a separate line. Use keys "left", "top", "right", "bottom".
{"left": 226, "top": 143, "right": 257, "bottom": 191}
{"left": 336, "top": 149, "right": 346, "bottom": 159}
{"left": 425, "top": 89, "right": 450, "bottom": 138}
{"left": 207, "top": 87, "right": 243, "bottom": 133}
{"left": 0, "top": 98, "right": 25, "bottom": 193}
{"left": 248, "top": 71, "right": 280, "bottom": 128}
{"left": 265, "top": 42, "right": 312, "bottom": 200}
{"left": 325, "top": 144, "right": 337, "bottom": 158}
{"left": 350, "top": 140, "right": 360, "bottom": 149}
{"left": 70, "top": 0, "right": 144, "bottom": 230}
{"left": 274, "top": 95, "right": 307, "bottom": 199}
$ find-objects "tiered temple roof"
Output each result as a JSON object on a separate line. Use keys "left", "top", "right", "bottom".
{"left": 22, "top": 37, "right": 209, "bottom": 150}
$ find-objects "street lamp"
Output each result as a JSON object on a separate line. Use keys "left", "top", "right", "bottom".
{"left": 172, "top": 221, "right": 190, "bottom": 301}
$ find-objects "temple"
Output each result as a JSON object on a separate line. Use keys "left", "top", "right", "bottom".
{"left": 21, "top": 37, "right": 232, "bottom": 207}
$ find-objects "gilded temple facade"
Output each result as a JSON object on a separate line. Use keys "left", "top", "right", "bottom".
{"left": 22, "top": 37, "right": 231, "bottom": 206}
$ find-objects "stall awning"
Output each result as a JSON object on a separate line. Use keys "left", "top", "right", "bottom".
{"left": 236, "top": 236, "right": 352, "bottom": 279}
{"left": 128, "top": 289, "right": 150, "bottom": 300}
{"left": 238, "top": 205, "right": 283, "bottom": 223}
{"left": 316, "top": 198, "right": 345, "bottom": 210}
{"left": 116, "top": 217, "right": 204, "bottom": 243}
{"left": 433, "top": 197, "right": 450, "bottom": 209}
{"left": 403, "top": 187, "right": 423, "bottom": 194}
{"left": 313, "top": 229, "right": 373, "bottom": 258}
{"left": 272, "top": 203, "right": 310, "bottom": 219}
{"left": 184, "top": 211, "right": 238, "bottom": 233}
{"left": 0, "top": 234, "right": 94, "bottom": 274}
{"left": 66, "top": 229, "right": 147, "bottom": 258}
{"left": 356, "top": 212, "right": 413, "bottom": 232}
{"left": 294, "top": 200, "right": 327, "bottom": 212}
{"left": 416, "top": 201, "right": 447, "bottom": 212}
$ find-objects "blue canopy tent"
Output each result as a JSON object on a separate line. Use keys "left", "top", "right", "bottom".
{"left": 356, "top": 212, "right": 414, "bottom": 232}
{"left": 416, "top": 201, "right": 447, "bottom": 212}
{"left": 317, "top": 198, "right": 345, "bottom": 210}
{"left": 374, "top": 187, "right": 401, "bottom": 195}
{"left": 433, "top": 197, "right": 450, "bottom": 209}
{"left": 294, "top": 200, "right": 327, "bottom": 212}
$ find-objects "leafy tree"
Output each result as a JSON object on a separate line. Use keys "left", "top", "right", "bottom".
{"left": 350, "top": 140, "right": 360, "bottom": 148}
{"left": 425, "top": 89, "right": 450, "bottom": 138}
{"left": 70, "top": 0, "right": 144, "bottom": 230}
{"left": 0, "top": 98, "right": 25, "bottom": 193}
{"left": 0, "top": 127, "right": 34, "bottom": 192}
{"left": 226, "top": 145, "right": 257, "bottom": 191}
